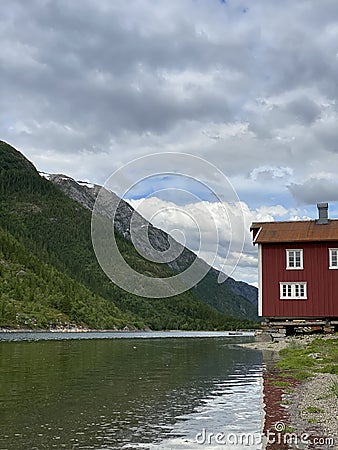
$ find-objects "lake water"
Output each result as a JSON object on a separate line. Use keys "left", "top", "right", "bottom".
{"left": 0, "top": 332, "right": 265, "bottom": 450}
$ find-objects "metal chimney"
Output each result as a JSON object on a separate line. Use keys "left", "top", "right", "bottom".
{"left": 317, "top": 202, "right": 328, "bottom": 224}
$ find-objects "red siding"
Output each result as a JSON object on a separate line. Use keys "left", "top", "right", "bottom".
{"left": 261, "top": 242, "right": 338, "bottom": 318}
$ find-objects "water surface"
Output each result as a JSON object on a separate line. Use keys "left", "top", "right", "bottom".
{"left": 0, "top": 333, "right": 264, "bottom": 449}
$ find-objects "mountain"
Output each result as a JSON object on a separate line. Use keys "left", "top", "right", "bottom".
{"left": 0, "top": 226, "right": 137, "bottom": 329}
{"left": 0, "top": 140, "right": 258, "bottom": 330}
{"left": 44, "top": 173, "right": 258, "bottom": 318}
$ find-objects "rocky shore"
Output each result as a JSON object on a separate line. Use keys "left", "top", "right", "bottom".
{"left": 241, "top": 334, "right": 338, "bottom": 449}
{"left": 240, "top": 334, "right": 316, "bottom": 352}
{"left": 288, "top": 372, "right": 338, "bottom": 446}
{"left": 0, "top": 325, "right": 145, "bottom": 333}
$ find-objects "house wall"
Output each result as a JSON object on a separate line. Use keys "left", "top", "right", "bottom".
{"left": 261, "top": 242, "right": 338, "bottom": 318}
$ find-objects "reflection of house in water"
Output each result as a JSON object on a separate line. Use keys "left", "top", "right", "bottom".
{"left": 262, "top": 350, "right": 296, "bottom": 450}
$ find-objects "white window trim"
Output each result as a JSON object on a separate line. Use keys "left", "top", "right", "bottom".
{"left": 286, "top": 249, "right": 303, "bottom": 270}
{"left": 258, "top": 244, "right": 262, "bottom": 316}
{"left": 329, "top": 248, "right": 338, "bottom": 269}
{"left": 280, "top": 282, "right": 307, "bottom": 300}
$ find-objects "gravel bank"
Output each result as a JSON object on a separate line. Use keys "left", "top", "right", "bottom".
{"left": 240, "top": 334, "right": 338, "bottom": 449}
{"left": 239, "top": 334, "right": 316, "bottom": 352}
{"left": 287, "top": 372, "right": 338, "bottom": 448}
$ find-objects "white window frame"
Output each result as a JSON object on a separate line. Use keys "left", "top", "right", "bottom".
{"left": 286, "top": 249, "right": 303, "bottom": 270}
{"left": 329, "top": 248, "right": 338, "bottom": 269}
{"left": 280, "top": 282, "right": 307, "bottom": 300}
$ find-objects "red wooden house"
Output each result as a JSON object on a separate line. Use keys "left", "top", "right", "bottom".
{"left": 251, "top": 203, "right": 338, "bottom": 332}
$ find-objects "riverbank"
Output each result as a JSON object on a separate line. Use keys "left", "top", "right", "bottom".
{"left": 0, "top": 327, "right": 254, "bottom": 335}
{"left": 0, "top": 322, "right": 153, "bottom": 333}
{"left": 0, "top": 330, "right": 256, "bottom": 343}
{"left": 287, "top": 372, "right": 338, "bottom": 446}
{"left": 239, "top": 334, "right": 316, "bottom": 352}
{"left": 241, "top": 334, "right": 338, "bottom": 448}
{"left": 0, "top": 326, "right": 138, "bottom": 333}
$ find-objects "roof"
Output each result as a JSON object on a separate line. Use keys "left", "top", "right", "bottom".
{"left": 251, "top": 219, "right": 338, "bottom": 244}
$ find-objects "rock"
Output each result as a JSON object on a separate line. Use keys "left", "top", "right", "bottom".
{"left": 255, "top": 332, "right": 273, "bottom": 342}
{"left": 16, "top": 270, "right": 27, "bottom": 278}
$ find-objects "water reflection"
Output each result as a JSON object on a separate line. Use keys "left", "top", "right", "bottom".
{"left": 0, "top": 337, "right": 264, "bottom": 449}
{"left": 145, "top": 363, "right": 264, "bottom": 450}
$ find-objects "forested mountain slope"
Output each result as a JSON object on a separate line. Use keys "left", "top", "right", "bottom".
{"left": 0, "top": 140, "right": 258, "bottom": 329}
{"left": 48, "top": 173, "right": 258, "bottom": 318}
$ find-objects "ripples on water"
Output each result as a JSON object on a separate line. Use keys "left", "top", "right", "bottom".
{"left": 0, "top": 332, "right": 264, "bottom": 449}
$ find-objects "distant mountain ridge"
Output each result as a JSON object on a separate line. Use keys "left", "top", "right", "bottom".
{"left": 45, "top": 173, "right": 258, "bottom": 315}
{"left": 0, "top": 139, "right": 258, "bottom": 330}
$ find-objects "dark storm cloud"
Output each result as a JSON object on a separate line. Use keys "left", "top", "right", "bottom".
{"left": 289, "top": 178, "right": 338, "bottom": 205}
{"left": 2, "top": 0, "right": 338, "bottom": 161}
{"left": 284, "top": 97, "right": 321, "bottom": 126}
{"left": 0, "top": 0, "right": 251, "bottom": 149}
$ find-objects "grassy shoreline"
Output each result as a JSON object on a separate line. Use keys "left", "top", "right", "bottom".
{"left": 276, "top": 335, "right": 338, "bottom": 379}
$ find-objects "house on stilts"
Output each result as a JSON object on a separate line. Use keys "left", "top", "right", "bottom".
{"left": 251, "top": 203, "right": 338, "bottom": 335}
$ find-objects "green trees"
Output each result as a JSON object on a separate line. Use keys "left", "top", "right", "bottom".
{"left": 0, "top": 140, "right": 258, "bottom": 330}
{"left": 0, "top": 226, "right": 138, "bottom": 329}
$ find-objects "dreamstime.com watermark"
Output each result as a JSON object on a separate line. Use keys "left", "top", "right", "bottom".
{"left": 195, "top": 422, "right": 335, "bottom": 447}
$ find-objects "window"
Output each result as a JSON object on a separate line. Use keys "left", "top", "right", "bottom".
{"left": 280, "top": 282, "right": 307, "bottom": 299}
{"left": 329, "top": 249, "right": 338, "bottom": 269}
{"left": 286, "top": 249, "right": 303, "bottom": 269}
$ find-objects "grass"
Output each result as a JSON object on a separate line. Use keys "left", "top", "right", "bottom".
{"left": 280, "top": 400, "right": 292, "bottom": 405}
{"left": 332, "top": 382, "right": 338, "bottom": 398}
{"left": 271, "top": 380, "right": 291, "bottom": 387}
{"left": 305, "top": 406, "right": 324, "bottom": 414}
{"left": 316, "top": 393, "right": 331, "bottom": 400}
{"left": 287, "top": 340, "right": 303, "bottom": 350}
{"left": 319, "top": 364, "right": 338, "bottom": 375}
{"left": 308, "top": 418, "right": 319, "bottom": 424}
{"left": 285, "top": 388, "right": 295, "bottom": 394}
{"left": 276, "top": 337, "right": 338, "bottom": 380}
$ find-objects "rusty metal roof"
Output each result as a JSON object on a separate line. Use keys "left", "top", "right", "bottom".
{"left": 251, "top": 219, "right": 338, "bottom": 243}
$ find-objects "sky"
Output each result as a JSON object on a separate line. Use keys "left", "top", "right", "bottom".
{"left": 2, "top": 0, "right": 338, "bottom": 285}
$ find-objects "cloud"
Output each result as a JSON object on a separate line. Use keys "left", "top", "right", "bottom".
{"left": 2, "top": 0, "right": 338, "bottom": 281}
{"left": 285, "top": 96, "right": 321, "bottom": 125}
{"left": 288, "top": 176, "right": 338, "bottom": 205}
{"left": 128, "top": 196, "right": 307, "bottom": 283}
{"left": 250, "top": 166, "right": 293, "bottom": 183}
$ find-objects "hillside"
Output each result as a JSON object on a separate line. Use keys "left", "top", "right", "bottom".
{"left": 47, "top": 173, "right": 258, "bottom": 319}
{"left": 0, "top": 226, "right": 139, "bottom": 329}
{"left": 0, "top": 140, "right": 258, "bottom": 330}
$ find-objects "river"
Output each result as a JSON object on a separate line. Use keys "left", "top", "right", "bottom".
{"left": 0, "top": 332, "right": 265, "bottom": 450}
